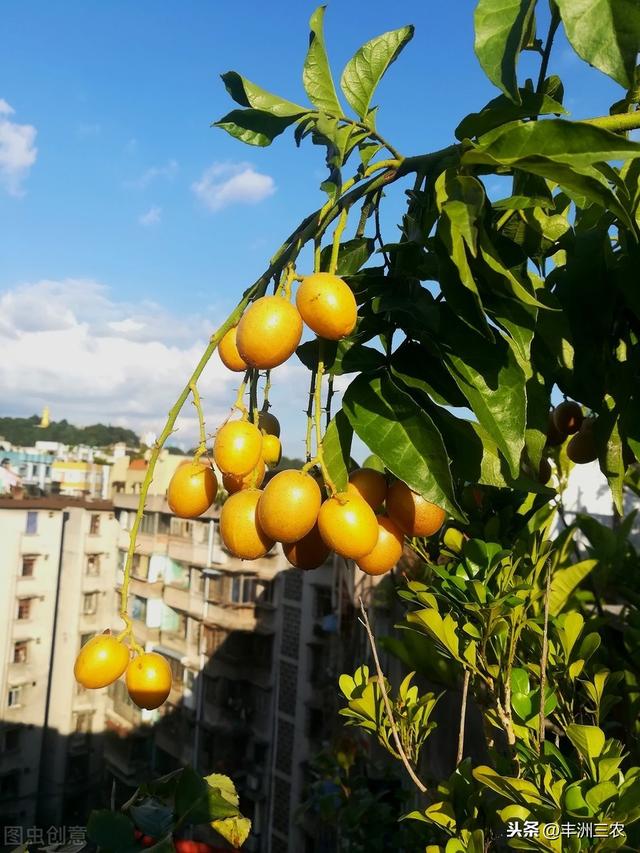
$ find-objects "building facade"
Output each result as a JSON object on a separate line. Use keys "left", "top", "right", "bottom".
{"left": 0, "top": 497, "right": 119, "bottom": 831}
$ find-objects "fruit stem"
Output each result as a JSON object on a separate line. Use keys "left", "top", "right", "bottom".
{"left": 233, "top": 371, "right": 250, "bottom": 419}
{"left": 304, "top": 369, "right": 316, "bottom": 463}
{"left": 325, "top": 374, "right": 334, "bottom": 430}
{"left": 115, "top": 616, "right": 144, "bottom": 656}
{"left": 329, "top": 208, "right": 349, "bottom": 275}
{"left": 249, "top": 369, "right": 259, "bottom": 424}
{"left": 190, "top": 382, "right": 209, "bottom": 463}
{"left": 313, "top": 339, "right": 338, "bottom": 496}
{"left": 262, "top": 370, "right": 272, "bottom": 410}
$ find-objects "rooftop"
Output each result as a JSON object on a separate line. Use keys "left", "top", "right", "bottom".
{"left": 0, "top": 496, "right": 113, "bottom": 511}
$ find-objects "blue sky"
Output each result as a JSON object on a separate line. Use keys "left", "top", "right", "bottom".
{"left": 0, "top": 1, "right": 625, "bottom": 455}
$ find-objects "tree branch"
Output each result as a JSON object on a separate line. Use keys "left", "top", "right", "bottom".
{"left": 358, "top": 598, "right": 428, "bottom": 794}
{"left": 457, "top": 670, "right": 470, "bottom": 765}
{"left": 538, "top": 557, "right": 552, "bottom": 754}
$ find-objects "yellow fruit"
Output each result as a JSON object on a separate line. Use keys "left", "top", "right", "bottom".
{"left": 296, "top": 272, "right": 357, "bottom": 340}
{"left": 443, "top": 527, "right": 465, "bottom": 554}
{"left": 74, "top": 634, "right": 130, "bottom": 689}
{"left": 220, "top": 489, "right": 274, "bottom": 559}
{"left": 356, "top": 516, "right": 404, "bottom": 576}
{"left": 317, "top": 493, "right": 379, "bottom": 559}
{"left": 386, "top": 480, "right": 446, "bottom": 537}
{"left": 126, "top": 652, "right": 172, "bottom": 710}
{"left": 218, "top": 326, "right": 248, "bottom": 372}
{"left": 347, "top": 468, "right": 387, "bottom": 510}
{"left": 257, "top": 470, "right": 322, "bottom": 543}
{"left": 213, "top": 420, "right": 263, "bottom": 476}
{"left": 262, "top": 434, "right": 282, "bottom": 467}
{"left": 567, "top": 419, "right": 598, "bottom": 464}
{"left": 553, "top": 400, "right": 584, "bottom": 436}
{"left": 283, "top": 523, "right": 331, "bottom": 570}
{"left": 258, "top": 409, "right": 281, "bottom": 437}
{"left": 236, "top": 296, "right": 303, "bottom": 369}
{"left": 222, "top": 459, "right": 266, "bottom": 494}
{"left": 167, "top": 460, "right": 218, "bottom": 518}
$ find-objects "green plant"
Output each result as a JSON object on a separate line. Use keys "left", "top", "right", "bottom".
{"left": 88, "top": 767, "right": 250, "bottom": 852}
{"left": 96, "top": 1, "right": 640, "bottom": 848}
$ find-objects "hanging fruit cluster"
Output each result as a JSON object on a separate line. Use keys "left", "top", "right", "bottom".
{"left": 166, "top": 268, "right": 446, "bottom": 577}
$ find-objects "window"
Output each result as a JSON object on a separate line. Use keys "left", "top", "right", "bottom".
{"left": 166, "top": 611, "right": 188, "bottom": 639}
{"left": 131, "top": 595, "right": 147, "bottom": 623}
{"left": 82, "top": 593, "right": 98, "bottom": 615}
{"left": 25, "top": 511, "right": 38, "bottom": 535}
{"left": 158, "top": 514, "right": 171, "bottom": 535}
{"left": 191, "top": 567, "right": 206, "bottom": 596}
{"left": 7, "top": 687, "right": 21, "bottom": 708}
{"left": 0, "top": 771, "right": 19, "bottom": 798}
{"left": 89, "top": 514, "right": 101, "bottom": 535}
{"left": 313, "top": 586, "right": 333, "bottom": 619}
{"left": 20, "top": 556, "right": 36, "bottom": 577}
{"left": 86, "top": 554, "right": 100, "bottom": 576}
{"left": 13, "top": 642, "right": 28, "bottom": 664}
{"left": 230, "top": 575, "right": 257, "bottom": 604}
{"left": 1, "top": 729, "right": 20, "bottom": 752}
{"left": 79, "top": 632, "right": 93, "bottom": 648}
{"left": 74, "top": 712, "right": 93, "bottom": 733}
{"left": 16, "top": 598, "right": 32, "bottom": 620}
{"left": 167, "top": 657, "right": 183, "bottom": 684}
{"left": 204, "top": 626, "right": 227, "bottom": 656}
{"left": 256, "top": 579, "right": 273, "bottom": 604}
{"left": 140, "top": 513, "right": 155, "bottom": 535}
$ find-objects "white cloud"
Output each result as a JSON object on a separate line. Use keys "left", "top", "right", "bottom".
{"left": 0, "top": 278, "right": 305, "bottom": 448}
{"left": 192, "top": 162, "right": 275, "bottom": 212}
{"left": 125, "top": 159, "right": 178, "bottom": 189}
{"left": 0, "top": 99, "right": 37, "bottom": 196}
{"left": 138, "top": 205, "right": 162, "bottom": 226}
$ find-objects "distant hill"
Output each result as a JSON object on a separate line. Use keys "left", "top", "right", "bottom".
{"left": 0, "top": 415, "right": 139, "bottom": 449}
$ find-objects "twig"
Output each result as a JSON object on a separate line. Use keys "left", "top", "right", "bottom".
{"left": 358, "top": 598, "right": 428, "bottom": 794}
{"left": 538, "top": 557, "right": 552, "bottom": 754}
{"left": 535, "top": 7, "right": 561, "bottom": 94}
{"left": 325, "top": 374, "right": 335, "bottom": 430}
{"left": 457, "top": 670, "right": 470, "bottom": 765}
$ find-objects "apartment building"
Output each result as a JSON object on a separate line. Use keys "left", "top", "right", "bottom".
{"left": 0, "top": 497, "right": 119, "bottom": 830}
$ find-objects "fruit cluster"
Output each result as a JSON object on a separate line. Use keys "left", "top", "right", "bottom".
{"left": 74, "top": 634, "right": 172, "bottom": 710}
{"left": 545, "top": 400, "right": 597, "bottom": 464}
{"left": 165, "top": 272, "right": 447, "bottom": 575}
{"left": 74, "top": 272, "right": 447, "bottom": 705}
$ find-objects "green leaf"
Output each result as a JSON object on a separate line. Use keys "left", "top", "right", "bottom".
{"left": 549, "top": 559, "right": 597, "bottom": 616}
{"left": 323, "top": 409, "right": 353, "bottom": 492}
{"left": 456, "top": 90, "right": 566, "bottom": 140}
{"left": 175, "top": 766, "right": 240, "bottom": 825}
{"left": 340, "top": 25, "right": 414, "bottom": 119}
{"left": 129, "top": 799, "right": 174, "bottom": 838}
{"left": 295, "top": 338, "right": 384, "bottom": 375}
{"left": 468, "top": 118, "right": 640, "bottom": 170}
{"left": 214, "top": 108, "right": 299, "bottom": 146}
{"left": 438, "top": 307, "right": 527, "bottom": 479}
{"left": 320, "top": 237, "right": 375, "bottom": 274}
{"left": 303, "top": 6, "right": 342, "bottom": 115}
{"left": 424, "top": 800, "right": 457, "bottom": 832}
{"left": 203, "top": 773, "right": 240, "bottom": 808}
{"left": 474, "top": 0, "right": 537, "bottom": 103}
{"left": 555, "top": 0, "right": 640, "bottom": 89}
{"left": 221, "top": 71, "right": 308, "bottom": 117}
{"left": 342, "top": 371, "right": 465, "bottom": 521}
{"left": 87, "top": 811, "right": 135, "bottom": 851}
{"left": 212, "top": 816, "right": 252, "bottom": 848}
{"left": 565, "top": 724, "right": 606, "bottom": 762}
{"left": 407, "top": 608, "right": 460, "bottom": 660}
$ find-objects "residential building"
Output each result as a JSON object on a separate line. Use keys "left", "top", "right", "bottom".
{"left": 0, "top": 497, "right": 120, "bottom": 830}
{"left": 51, "top": 460, "right": 110, "bottom": 499}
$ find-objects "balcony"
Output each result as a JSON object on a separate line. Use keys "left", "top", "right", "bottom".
{"left": 130, "top": 621, "right": 160, "bottom": 645}
{"left": 202, "top": 602, "right": 260, "bottom": 632}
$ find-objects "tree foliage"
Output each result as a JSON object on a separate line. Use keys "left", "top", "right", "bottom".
{"left": 0, "top": 415, "right": 139, "bottom": 449}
